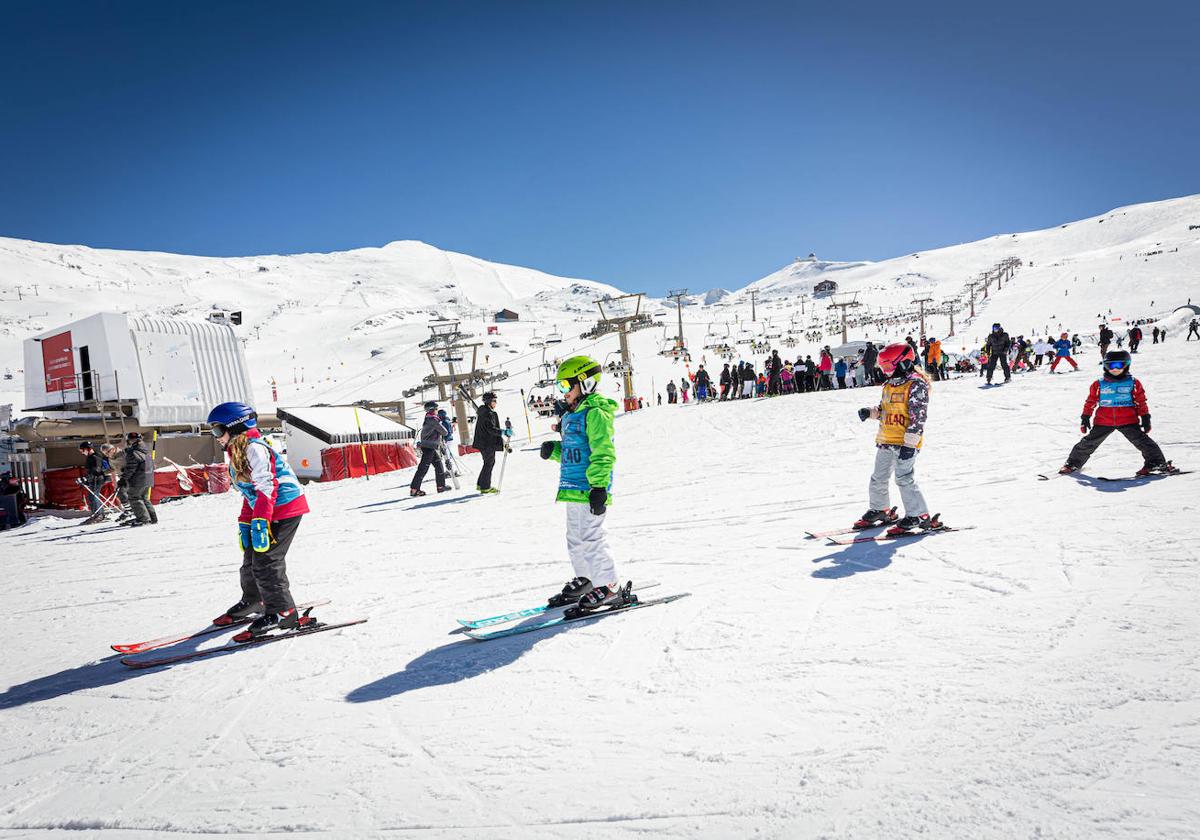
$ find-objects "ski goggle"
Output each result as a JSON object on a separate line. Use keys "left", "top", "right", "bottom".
{"left": 209, "top": 423, "right": 230, "bottom": 438}
{"left": 1105, "top": 360, "right": 1127, "bottom": 370}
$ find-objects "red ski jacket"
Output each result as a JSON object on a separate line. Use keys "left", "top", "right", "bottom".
{"left": 1081, "top": 376, "right": 1148, "bottom": 427}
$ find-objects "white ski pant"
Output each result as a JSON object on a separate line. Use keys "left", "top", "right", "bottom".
{"left": 742, "top": 380, "right": 754, "bottom": 397}
{"left": 566, "top": 502, "right": 617, "bottom": 588}
{"left": 868, "top": 445, "right": 929, "bottom": 517}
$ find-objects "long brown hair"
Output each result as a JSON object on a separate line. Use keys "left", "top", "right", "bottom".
{"left": 226, "top": 433, "right": 252, "bottom": 482}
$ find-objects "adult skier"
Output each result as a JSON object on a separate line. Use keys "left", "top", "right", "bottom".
{"left": 78, "top": 441, "right": 106, "bottom": 516}
{"left": 766, "top": 351, "right": 782, "bottom": 396}
{"left": 538, "top": 356, "right": 621, "bottom": 611}
{"left": 1128, "top": 325, "right": 1143, "bottom": 353}
{"left": 1050, "top": 332, "right": 1079, "bottom": 372}
{"left": 1098, "top": 324, "right": 1114, "bottom": 356}
{"left": 984, "top": 323, "right": 1012, "bottom": 384}
{"left": 1187, "top": 319, "right": 1199, "bottom": 341}
{"left": 410, "top": 401, "right": 449, "bottom": 496}
{"left": 719, "top": 363, "right": 732, "bottom": 400}
{"left": 120, "top": 431, "right": 157, "bottom": 526}
{"left": 853, "top": 343, "right": 936, "bottom": 534}
{"left": 472, "top": 392, "right": 507, "bottom": 494}
{"left": 1059, "top": 351, "right": 1178, "bottom": 476}
{"left": 207, "top": 402, "right": 309, "bottom": 636}
{"left": 694, "top": 365, "right": 712, "bottom": 401}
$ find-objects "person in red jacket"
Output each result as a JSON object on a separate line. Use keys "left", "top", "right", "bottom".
{"left": 1059, "top": 351, "right": 1176, "bottom": 476}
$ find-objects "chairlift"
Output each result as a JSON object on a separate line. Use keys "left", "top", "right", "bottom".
{"left": 528, "top": 329, "right": 545, "bottom": 349}
{"left": 545, "top": 326, "right": 562, "bottom": 345}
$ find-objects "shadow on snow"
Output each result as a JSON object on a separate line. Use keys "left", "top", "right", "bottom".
{"left": 809, "top": 537, "right": 908, "bottom": 580}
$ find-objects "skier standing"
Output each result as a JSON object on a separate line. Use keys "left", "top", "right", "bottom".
{"left": 1050, "top": 332, "right": 1079, "bottom": 372}
{"left": 207, "top": 402, "right": 309, "bottom": 636}
{"left": 984, "top": 323, "right": 1012, "bottom": 384}
{"left": 538, "top": 356, "right": 622, "bottom": 611}
{"left": 410, "top": 401, "right": 449, "bottom": 496}
{"left": 924, "top": 337, "right": 942, "bottom": 381}
{"left": 666, "top": 380, "right": 677, "bottom": 404}
{"left": 719, "top": 363, "right": 732, "bottom": 401}
{"left": 472, "top": 392, "right": 507, "bottom": 494}
{"left": 1187, "top": 319, "right": 1199, "bottom": 341}
{"left": 1059, "top": 351, "right": 1177, "bottom": 476}
{"left": 120, "top": 431, "right": 157, "bottom": 526}
{"left": 1128, "top": 325, "right": 1143, "bottom": 353}
{"left": 79, "top": 441, "right": 106, "bottom": 516}
{"left": 694, "top": 365, "right": 712, "bottom": 401}
{"left": 853, "top": 343, "right": 936, "bottom": 534}
{"left": 766, "top": 351, "right": 782, "bottom": 396}
{"left": 1098, "top": 324, "right": 1114, "bottom": 356}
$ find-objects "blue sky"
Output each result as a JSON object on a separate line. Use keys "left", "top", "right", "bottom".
{"left": 2, "top": 1, "right": 1197, "bottom": 295}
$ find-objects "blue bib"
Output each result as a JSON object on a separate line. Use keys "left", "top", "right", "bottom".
{"left": 558, "top": 408, "right": 613, "bottom": 493}
{"left": 232, "top": 438, "right": 304, "bottom": 511}
{"left": 1097, "top": 378, "right": 1134, "bottom": 408}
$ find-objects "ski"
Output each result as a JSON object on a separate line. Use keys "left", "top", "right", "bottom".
{"left": 464, "top": 592, "right": 690, "bottom": 641}
{"left": 111, "top": 598, "right": 331, "bottom": 654}
{"left": 826, "top": 525, "right": 975, "bottom": 546}
{"left": 804, "top": 507, "right": 898, "bottom": 539}
{"left": 1097, "top": 469, "right": 1190, "bottom": 482}
{"left": 456, "top": 581, "right": 660, "bottom": 629}
{"left": 120, "top": 616, "right": 367, "bottom": 669}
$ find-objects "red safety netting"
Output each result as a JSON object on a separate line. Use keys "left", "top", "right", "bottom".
{"left": 44, "top": 464, "right": 231, "bottom": 508}
{"left": 319, "top": 443, "right": 418, "bottom": 482}
{"left": 44, "top": 466, "right": 87, "bottom": 509}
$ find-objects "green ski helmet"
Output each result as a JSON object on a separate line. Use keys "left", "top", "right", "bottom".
{"left": 556, "top": 355, "right": 602, "bottom": 395}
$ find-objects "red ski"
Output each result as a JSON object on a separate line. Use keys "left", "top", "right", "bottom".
{"left": 120, "top": 616, "right": 367, "bottom": 669}
{"left": 804, "top": 507, "right": 898, "bottom": 539}
{"left": 111, "top": 599, "right": 331, "bottom": 654}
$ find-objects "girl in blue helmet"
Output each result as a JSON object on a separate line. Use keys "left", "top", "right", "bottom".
{"left": 207, "top": 401, "right": 310, "bottom": 638}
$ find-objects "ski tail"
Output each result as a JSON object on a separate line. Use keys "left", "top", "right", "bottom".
{"left": 111, "top": 598, "right": 331, "bottom": 654}
{"left": 121, "top": 617, "right": 367, "bottom": 669}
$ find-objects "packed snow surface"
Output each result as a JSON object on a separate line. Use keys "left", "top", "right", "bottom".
{"left": 3, "top": 343, "right": 1199, "bottom": 838}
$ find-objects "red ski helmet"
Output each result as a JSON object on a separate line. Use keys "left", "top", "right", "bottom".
{"left": 876, "top": 343, "right": 916, "bottom": 376}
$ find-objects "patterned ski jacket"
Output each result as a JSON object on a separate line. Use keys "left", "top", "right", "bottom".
{"left": 232, "top": 431, "right": 309, "bottom": 523}
{"left": 870, "top": 371, "right": 931, "bottom": 449}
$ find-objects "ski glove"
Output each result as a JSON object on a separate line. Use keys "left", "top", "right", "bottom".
{"left": 898, "top": 446, "right": 916, "bottom": 461}
{"left": 1080, "top": 414, "right": 1091, "bottom": 433}
{"left": 250, "top": 518, "right": 272, "bottom": 553}
{"left": 539, "top": 441, "right": 555, "bottom": 460}
{"left": 239, "top": 522, "right": 252, "bottom": 551}
{"left": 588, "top": 487, "right": 608, "bottom": 516}
{"left": 857, "top": 407, "right": 871, "bottom": 422}
{"left": 1140, "top": 414, "right": 1151, "bottom": 433}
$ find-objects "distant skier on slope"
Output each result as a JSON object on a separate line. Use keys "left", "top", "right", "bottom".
{"left": 853, "top": 343, "right": 938, "bottom": 534}
{"left": 694, "top": 365, "right": 712, "bottom": 401}
{"left": 473, "top": 392, "right": 507, "bottom": 494}
{"left": 538, "top": 356, "right": 623, "bottom": 611}
{"left": 410, "top": 401, "right": 450, "bottom": 496}
{"left": 1050, "top": 332, "right": 1079, "bottom": 372}
{"left": 1058, "top": 351, "right": 1178, "bottom": 476}
{"left": 208, "top": 402, "right": 310, "bottom": 637}
{"left": 984, "top": 323, "right": 1012, "bottom": 384}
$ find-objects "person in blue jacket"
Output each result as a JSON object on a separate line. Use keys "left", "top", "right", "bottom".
{"left": 834, "top": 357, "right": 848, "bottom": 389}
{"left": 1050, "top": 332, "right": 1079, "bottom": 372}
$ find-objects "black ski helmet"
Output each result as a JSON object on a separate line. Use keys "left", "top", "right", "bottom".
{"left": 1103, "top": 349, "right": 1131, "bottom": 376}
{"left": 423, "top": 400, "right": 438, "bottom": 411}
{"left": 78, "top": 441, "right": 93, "bottom": 451}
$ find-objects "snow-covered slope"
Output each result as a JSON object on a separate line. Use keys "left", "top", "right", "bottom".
{"left": 2, "top": 341, "right": 1197, "bottom": 837}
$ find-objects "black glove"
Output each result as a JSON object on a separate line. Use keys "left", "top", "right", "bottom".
{"left": 1140, "top": 414, "right": 1151, "bottom": 433}
{"left": 857, "top": 407, "right": 871, "bottom": 422}
{"left": 539, "top": 441, "right": 555, "bottom": 460}
{"left": 588, "top": 487, "right": 607, "bottom": 516}
{"left": 1080, "top": 414, "right": 1091, "bottom": 433}
{"left": 898, "top": 446, "right": 916, "bottom": 461}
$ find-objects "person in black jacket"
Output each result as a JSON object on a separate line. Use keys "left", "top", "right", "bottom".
{"left": 473, "top": 392, "right": 507, "bottom": 494}
{"left": 863, "top": 342, "right": 879, "bottom": 385}
{"left": 984, "top": 323, "right": 1012, "bottom": 384}
{"left": 1098, "top": 324, "right": 1114, "bottom": 356}
{"left": 79, "top": 441, "right": 106, "bottom": 515}
{"left": 410, "top": 402, "right": 449, "bottom": 496}
{"left": 719, "top": 363, "right": 732, "bottom": 401}
{"left": 120, "top": 432, "right": 157, "bottom": 525}
{"left": 766, "top": 350, "right": 782, "bottom": 396}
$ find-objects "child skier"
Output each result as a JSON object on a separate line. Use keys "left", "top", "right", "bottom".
{"left": 1050, "top": 332, "right": 1079, "bottom": 372}
{"left": 207, "top": 401, "right": 310, "bottom": 637}
{"left": 538, "top": 356, "right": 622, "bottom": 611}
{"left": 1059, "top": 351, "right": 1178, "bottom": 476}
{"left": 853, "top": 343, "right": 938, "bottom": 534}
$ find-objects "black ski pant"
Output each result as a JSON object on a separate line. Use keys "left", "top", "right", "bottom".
{"left": 1098, "top": 343, "right": 1109, "bottom": 357}
{"left": 1187, "top": 326, "right": 1200, "bottom": 340}
{"left": 411, "top": 446, "right": 446, "bottom": 490}
{"left": 985, "top": 352, "right": 1010, "bottom": 382}
{"left": 767, "top": 373, "right": 781, "bottom": 396}
{"left": 477, "top": 448, "right": 496, "bottom": 490}
{"left": 1067, "top": 423, "right": 1165, "bottom": 469}
{"left": 239, "top": 514, "right": 300, "bottom": 614}
{"left": 127, "top": 479, "right": 156, "bottom": 524}
{"left": 1129, "top": 339, "right": 1140, "bottom": 353}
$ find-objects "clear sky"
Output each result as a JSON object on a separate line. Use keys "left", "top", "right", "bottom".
{"left": 2, "top": 1, "right": 1198, "bottom": 296}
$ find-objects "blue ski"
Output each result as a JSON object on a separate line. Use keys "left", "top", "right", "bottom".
{"left": 464, "top": 592, "right": 690, "bottom": 641}
{"left": 456, "top": 581, "right": 659, "bottom": 629}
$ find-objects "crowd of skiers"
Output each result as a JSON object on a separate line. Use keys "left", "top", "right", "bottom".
{"left": 75, "top": 433, "right": 158, "bottom": 526}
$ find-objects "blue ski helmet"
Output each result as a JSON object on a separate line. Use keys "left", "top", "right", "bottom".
{"left": 207, "top": 401, "right": 257, "bottom": 437}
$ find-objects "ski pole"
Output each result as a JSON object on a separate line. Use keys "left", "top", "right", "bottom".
{"left": 520, "top": 388, "right": 533, "bottom": 443}
{"left": 353, "top": 407, "right": 370, "bottom": 480}
{"left": 496, "top": 445, "right": 509, "bottom": 492}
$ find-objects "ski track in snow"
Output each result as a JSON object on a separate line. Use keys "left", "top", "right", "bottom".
{"left": 4, "top": 351, "right": 1200, "bottom": 832}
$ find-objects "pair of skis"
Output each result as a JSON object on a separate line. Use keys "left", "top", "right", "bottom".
{"left": 456, "top": 581, "right": 689, "bottom": 641}
{"left": 115, "top": 600, "right": 366, "bottom": 668}
{"left": 1038, "top": 464, "right": 1188, "bottom": 482}
{"left": 806, "top": 509, "right": 972, "bottom": 545}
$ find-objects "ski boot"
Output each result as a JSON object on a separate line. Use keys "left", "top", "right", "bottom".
{"left": 410, "top": 488, "right": 427, "bottom": 497}
{"left": 213, "top": 599, "right": 264, "bottom": 627}
{"left": 234, "top": 608, "right": 303, "bottom": 642}
{"left": 566, "top": 581, "right": 635, "bottom": 619}
{"left": 1135, "top": 461, "right": 1179, "bottom": 477}
{"left": 853, "top": 506, "right": 898, "bottom": 530}
{"left": 547, "top": 576, "right": 591, "bottom": 608}
{"left": 436, "top": 485, "right": 451, "bottom": 493}
{"left": 1058, "top": 464, "right": 1079, "bottom": 475}
{"left": 886, "top": 513, "right": 941, "bottom": 537}
{"left": 478, "top": 487, "right": 499, "bottom": 495}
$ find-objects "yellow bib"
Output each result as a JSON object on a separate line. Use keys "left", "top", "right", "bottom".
{"left": 875, "top": 378, "right": 923, "bottom": 448}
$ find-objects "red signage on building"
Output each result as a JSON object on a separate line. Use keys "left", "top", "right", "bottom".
{"left": 41, "top": 331, "right": 75, "bottom": 392}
